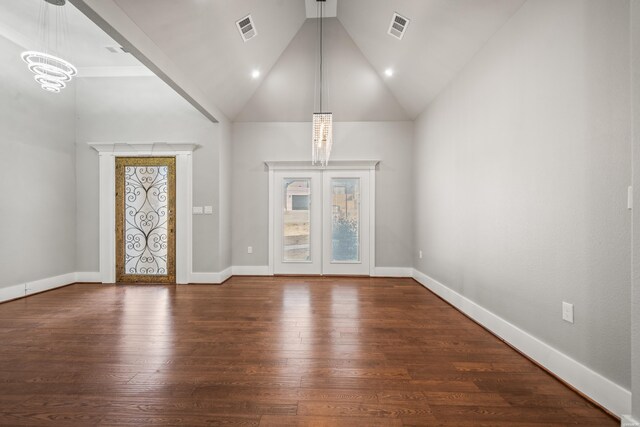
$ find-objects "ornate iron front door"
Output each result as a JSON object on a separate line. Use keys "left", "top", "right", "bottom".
{"left": 115, "top": 157, "right": 176, "bottom": 283}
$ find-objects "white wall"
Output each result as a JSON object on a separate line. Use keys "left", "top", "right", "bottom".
{"left": 0, "top": 35, "right": 77, "bottom": 289}
{"left": 75, "top": 76, "right": 229, "bottom": 274}
{"left": 232, "top": 121, "right": 413, "bottom": 268}
{"left": 413, "top": 0, "right": 631, "bottom": 392}
{"left": 632, "top": 0, "right": 640, "bottom": 419}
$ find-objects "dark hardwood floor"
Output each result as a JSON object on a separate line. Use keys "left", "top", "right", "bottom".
{"left": 0, "top": 277, "right": 616, "bottom": 426}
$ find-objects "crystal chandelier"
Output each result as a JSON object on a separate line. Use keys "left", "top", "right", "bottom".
{"left": 22, "top": 0, "right": 77, "bottom": 93}
{"left": 312, "top": 0, "right": 332, "bottom": 166}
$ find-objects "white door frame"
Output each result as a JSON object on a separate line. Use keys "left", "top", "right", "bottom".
{"left": 266, "top": 160, "right": 379, "bottom": 276}
{"left": 322, "top": 170, "right": 371, "bottom": 276}
{"left": 90, "top": 142, "right": 197, "bottom": 284}
{"left": 273, "top": 171, "right": 323, "bottom": 275}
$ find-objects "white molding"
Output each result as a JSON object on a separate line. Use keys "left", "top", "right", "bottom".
{"left": 232, "top": 266, "right": 271, "bottom": 276}
{"left": 98, "top": 154, "right": 116, "bottom": 284}
{"left": 77, "top": 66, "right": 155, "bottom": 78}
{"left": 219, "top": 267, "right": 233, "bottom": 283}
{"left": 412, "top": 268, "right": 631, "bottom": 417}
{"left": 268, "top": 168, "right": 275, "bottom": 276}
{"left": 369, "top": 168, "right": 376, "bottom": 276}
{"left": 176, "top": 154, "right": 192, "bottom": 284}
{"left": 189, "top": 268, "right": 232, "bottom": 284}
{"left": 89, "top": 142, "right": 198, "bottom": 155}
{"left": 91, "top": 142, "right": 195, "bottom": 285}
{"left": 0, "top": 283, "right": 27, "bottom": 303}
{"left": 75, "top": 272, "right": 101, "bottom": 282}
{"left": 265, "top": 160, "right": 380, "bottom": 171}
{"left": 190, "top": 272, "right": 221, "bottom": 284}
{"left": 372, "top": 267, "right": 413, "bottom": 277}
{"left": 622, "top": 415, "right": 640, "bottom": 426}
{"left": 0, "top": 273, "right": 77, "bottom": 303}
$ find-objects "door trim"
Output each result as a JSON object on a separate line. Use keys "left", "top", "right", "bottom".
{"left": 266, "top": 160, "right": 378, "bottom": 276}
{"left": 90, "top": 142, "right": 196, "bottom": 284}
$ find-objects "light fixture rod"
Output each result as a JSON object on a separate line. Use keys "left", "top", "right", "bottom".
{"left": 320, "top": 0, "right": 323, "bottom": 112}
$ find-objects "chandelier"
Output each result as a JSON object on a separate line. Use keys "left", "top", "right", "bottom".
{"left": 22, "top": 0, "right": 77, "bottom": 93}
{"left": 312, "top": 0, "right": 332, "bottom": 166}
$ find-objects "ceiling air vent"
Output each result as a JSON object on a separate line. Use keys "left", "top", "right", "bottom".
{"left": 388, "top": 12, "right": 410, "bottom": 40}
{"left": 105, "top": 46, "right": 129, "bottom": 54}
{"left": 236, "top": 14, "right": 257, "bottom": 42}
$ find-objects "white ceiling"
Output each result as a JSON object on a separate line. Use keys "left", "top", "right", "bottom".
{"left": 108, "top": 0, "right": 525, "bottom": 121}
{"left": 0, "top": 0, "right": 141, "bottom": 69}
{"left": 237, "top": 18, "right": 408, "bottom": 122}
{"left": 111, "top": 0, "right": 307, "bottom": 120}
{"left": 306, "top": 0, "right": 337, "bottom": 18}
{"left": 1, "top": 0, "right": 526, "bottom": 121}
{"left": 337, "top": 0, "right": 526, "bottom": 117}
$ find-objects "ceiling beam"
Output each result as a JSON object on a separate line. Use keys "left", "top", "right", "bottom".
{"left": 68, "top": 0, "right": 224, "bottom": 124}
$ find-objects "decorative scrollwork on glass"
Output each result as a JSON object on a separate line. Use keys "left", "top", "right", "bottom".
{"left": 124, "top": 166, "right": 169, "bottom": 275}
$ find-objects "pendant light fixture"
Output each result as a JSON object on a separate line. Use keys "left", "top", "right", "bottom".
{"left": 312, "top": 0, "right": 332, "bottom": 166}
{"left": 22, "top": 0, "right": 77, "bottom": 93}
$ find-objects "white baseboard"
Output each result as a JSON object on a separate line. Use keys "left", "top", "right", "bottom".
{"left": 219, "top": 266, "right": 232, "bottom": 283}
{"left": 0, "top": 283, "right": 28, "bottom": 303}
{"left": 232, "top": 265, "right": 271, "bottom": 276}
{"left": 372, "top": 267, "right": 413, "bottom": 277}
{"left": 189, "top": 272, "right": 220, "bottom": 283}
{"left": 622, "top": 415, "right": 640, "bottom": 426}
{"left": 189, "top": 267, "right": 232, "bottom": 284}
{"left": 412, "top": 268, "right": 631, "bottom": 418}
{"left": 0, "top": 272, "right": 77, "bottom": 303}
{"left": 75, "top": 272, "right": 101, "bottom": 282}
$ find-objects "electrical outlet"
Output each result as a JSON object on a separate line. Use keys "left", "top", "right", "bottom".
{"left": 192, "top": 206, "right": 203, "bottom": 215}
{"left": 247, "top": 246, "right": 253, "bottom": 254}
{"left": 204, "top": 206, "right": 213, "bottom": 215}
{"left": 562, "top": 302, "right": 574, "bottom": 323}
{"left": 419, "top": 250, "right": 423, "bottom": 259}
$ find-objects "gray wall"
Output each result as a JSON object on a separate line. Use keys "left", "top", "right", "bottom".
{"left": 218, "top": 119, "right": 232, "bottom": 270}
{"left": 632, "top": 0, "right": 640, "bottom": 419}
{"left": 231, "top": 121, "right": 413, "bottom": 268}
{"left": 413, "top": 0, "right": 631, "bottom": 390}
{"left": 0, "top": 35, "right": 77, "bottom": 288}
{"left": 75, "top": 76, "right": 227, "bottom": 273}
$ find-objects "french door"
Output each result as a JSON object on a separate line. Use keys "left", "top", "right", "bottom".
{"left": 273, "top": 169, "right": 371, "bottom": 275}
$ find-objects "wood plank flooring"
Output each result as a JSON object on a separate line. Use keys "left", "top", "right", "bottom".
{"left": 0, "top": 277, "right": 616, "bottom": 426}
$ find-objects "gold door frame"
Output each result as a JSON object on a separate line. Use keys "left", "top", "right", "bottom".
{"left": 115, "top": 157, "right": 176, "bottom": 283}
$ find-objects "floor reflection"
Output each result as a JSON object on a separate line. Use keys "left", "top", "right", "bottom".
{"left": 118, "top": 285, "right": 174, "bottom": 361}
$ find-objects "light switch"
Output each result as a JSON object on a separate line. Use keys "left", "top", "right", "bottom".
{"left": 204, "top": 206, "right": 214, "bottom": 215}
{"left": 193, "top": 206, "right": 203, "bottom": 215}
{"left": 562, "top": 302, "right": 574, "bottom": 324}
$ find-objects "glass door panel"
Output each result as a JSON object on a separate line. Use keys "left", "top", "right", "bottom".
{"left": 116, "top": 157, "right": 176, "bottom": 283}
{"left": 283, "top": 179, "right": 311, "bottom": 262}
{"left": 323, "top": 171, "right": 370, "bottom": 275}
{"left": 331, "top": 178, "right": 360, "bottom": 263}
{"left": 273, "top": 171, "right": 322, "bottom": 275}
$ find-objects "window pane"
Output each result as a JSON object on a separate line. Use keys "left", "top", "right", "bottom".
{"left": 124, "top": 166, "right": 169, "bottom": 275}
{"left": 283, "top": 179, "right": 311, "bottom": 262}
{"left": 331, "top": 178, "right": 360, "bottom": 262}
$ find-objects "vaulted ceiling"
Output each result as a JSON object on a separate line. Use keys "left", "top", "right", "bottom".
{"left": 3, "top": 0, "right": 527, "bottom": 121}
{"left": 108, "top": 0, "right": 525, "bottom": 121}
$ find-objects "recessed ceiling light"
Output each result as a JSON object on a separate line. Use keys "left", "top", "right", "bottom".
{"left": 251, "top": 70, "right": 260, "bottom": 79}
{"left": 385, "top": 68, "right": 394, "bottom": 77}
